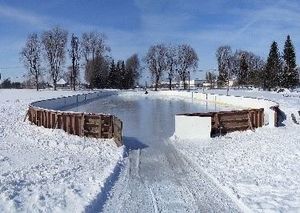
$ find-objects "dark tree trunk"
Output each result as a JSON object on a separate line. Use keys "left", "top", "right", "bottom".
{"left": 53, "top": 79, "right": 57, "bottom": 91}
{"left": 35, "top": 75, "right": 39, "bottom": 91}
{"left": 182, "top": 76, "right": 187, "bottom": 90}
{"left": 72, "top": 57, "right": 76, "bottom": 91}
{"left": 155, "top": 76, "right": 159, "bottom": 91}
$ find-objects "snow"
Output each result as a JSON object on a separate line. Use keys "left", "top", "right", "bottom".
{"left": 0, "top": 89, "right": 123, "bottom": 212}
{"left": 1, "top": 88, "right": 299, "bottom": 212}
{"left": 172, "top": 88, "right": 300, "bottom": 212}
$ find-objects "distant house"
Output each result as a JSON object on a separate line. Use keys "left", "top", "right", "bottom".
{"left": 179, "top": 79, "right": 205, "bottom": 89}
{"left": 151, "top": 81, "right": 178, "bottom": 89}
{"left": 56, "top": 79, "right": 67, "bottom": 88}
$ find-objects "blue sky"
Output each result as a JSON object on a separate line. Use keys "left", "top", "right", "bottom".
{"left": 0, "top": 0, "right": 300, "bottom": 81}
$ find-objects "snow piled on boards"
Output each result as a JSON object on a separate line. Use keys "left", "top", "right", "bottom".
{"left": 0, "top": 89, "right": 123, "bottom": 212}
{"left": 172, "top": 89, "right": 300, "bottom": 212}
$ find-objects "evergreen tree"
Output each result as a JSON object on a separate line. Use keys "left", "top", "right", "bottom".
{"left": 115, "top": 61, "right": 123, "bottom": 88}
{"left": 264, "top": 41, "right": 281, "bottom": 90}
{"left": 120, "top": 61, "right": 126, "bottom": 89}
{"left": 237, "top": 54, "right": 248, "bottom": 86}
{"left": 125, "top": 54, "right": 140, "bottom": 89}
{"left": 108, "top": 60, "right": 117, "bottom": 88}
{"left": 282, "top": 35, "right": 298, "bottom": 88}
{"left": 87, "top": 55, "right": 109, "bottom": 88}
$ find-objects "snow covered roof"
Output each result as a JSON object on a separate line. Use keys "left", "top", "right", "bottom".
{"left": 57, "top": 79, "right": 66, "bottom": 85}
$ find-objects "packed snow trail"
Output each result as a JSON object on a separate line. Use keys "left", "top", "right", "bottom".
{"left": 68, "top": 93, "right": 244, "bottom": 212}
{"left": 98, "top": 139, "right": 243, "bottom": 213}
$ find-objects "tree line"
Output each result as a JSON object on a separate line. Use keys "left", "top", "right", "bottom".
{"left": 144, "top": 43, "right": 198, "bottom": 91}
{"left": 21, "top": 28, "right": 298, "bottom": 92}
{"left": 215, "top": 35, "right": 299, "bottom": 90}
{"left": 20, "top": 27, "right": 140, "bottom": 91}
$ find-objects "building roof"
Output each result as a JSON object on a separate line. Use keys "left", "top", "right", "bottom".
{"left": 57, "top": 79, "right": 66, "bottom": 85}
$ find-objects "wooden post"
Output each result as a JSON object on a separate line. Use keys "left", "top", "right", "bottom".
{"left": 80, "top": 114, "right": 85, "bottom": 136}
{"left": 98, "top": 115, "right": 102, "bottom": 138}
{"left": 66, "top": 114, "right": 70, "bottom": 133}
{"left": 248, "top": 111, "right": 254, "bottom": 131}
{"left": 71, "top": 115, "right": 75, "bottom": 134}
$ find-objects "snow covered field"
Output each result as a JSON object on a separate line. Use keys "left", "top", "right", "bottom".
{"left": 0, "top": 89, "right": 123, "bottom": 212}
{"left": 173, "top": 89, "right": 300, "bottom": 212}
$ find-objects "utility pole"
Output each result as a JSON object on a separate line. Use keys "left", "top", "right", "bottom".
{"left": 188, "top": 70, "right": 191, "bottom": 91}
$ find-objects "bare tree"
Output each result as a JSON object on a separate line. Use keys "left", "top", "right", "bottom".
{"left": 166, "top": 45, "right": 178, "bottom": 90}
{"left": 177, "top": 44, "right": 198, "bottom": 90}
{"left": 81, "top": 32, "right": 110, "bottom": 85}
{"left": 69, "top": 34, "right": 80, "bottom": 90}
{"left": 41, "top": 27, "right": 68, "bottom": 90}
{"left": 144, "top": 44, "right": 168, "bottom": 91}
{"left": 216, "top": 46, "right": 233, "bottom": 92}
{"left": 20, "top": 33, "right": 42, "bottom": 91}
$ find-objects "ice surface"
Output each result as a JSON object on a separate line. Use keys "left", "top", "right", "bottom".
{"left": 67, "top": 92, "right": 246, "bottom": 212}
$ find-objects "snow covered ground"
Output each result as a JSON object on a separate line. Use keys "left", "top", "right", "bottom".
{"left": 1, "top": 88, "right": 299, "bottom": 212}
{"left": 173, "top": 89, "right": 300, "bottom": 212}
{"left": 0, "top": 89, "right": 123, "bottom": 212}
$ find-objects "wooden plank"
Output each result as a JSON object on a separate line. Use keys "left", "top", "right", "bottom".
{"left": 219, "top": 113, "right": 248, "bottom": 121}
{"left": 248, "top": 112, "right": 254, "bottom": 131}
{"left": 220, "top": 117, "right": 249, "bottom": 122}
{"left": 66, "top": 115, "right": 70, "bottom": 133}
{"left": 98, "top": 116, "right": 102, "bottom": 138}
{"left": 35, "top": 110, "right": 38, "bottom": 125}
{"left": 80, "top": 114, "right": 85, "bottom": 136}
{"left": 71, "top": 115, "right": 75, "bottom": 134}
{"left": 223, "top": 122, "right": 249, "bottom": 129}
{"left": 62, "top": 114, "right": 66, "bottom": 131}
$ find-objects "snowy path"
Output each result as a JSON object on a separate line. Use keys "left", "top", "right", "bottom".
{"left": 69, "top": 93, "right": 244, "bottom": 212}
{"left": 99, "top": 139, "right": 242, "bottom": 213}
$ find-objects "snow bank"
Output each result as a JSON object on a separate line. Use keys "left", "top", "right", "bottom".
{"left": 0, "top": 89, "right": 123, "bottom": 212}
{"left": 172, "top": 89, "right": 300, "bottom": 212}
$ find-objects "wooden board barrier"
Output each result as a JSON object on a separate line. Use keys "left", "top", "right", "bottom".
{"left": 27, "top": 106, "right": 123, "bottom": 147}
{"left": 178, "top": 108, "right": 264, "bottom": 137}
